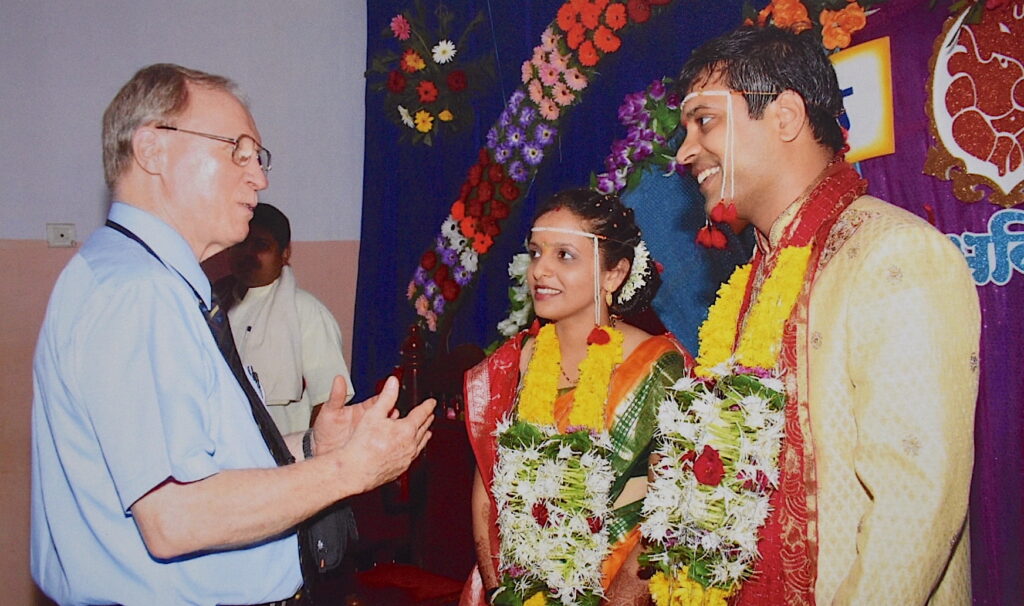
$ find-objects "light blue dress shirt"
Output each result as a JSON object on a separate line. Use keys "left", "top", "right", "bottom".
{"left": 31, "top": 203, "right": 302, "bottom": 605}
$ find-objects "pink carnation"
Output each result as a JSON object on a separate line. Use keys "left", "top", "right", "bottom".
{"left": 539, "top": 64, "right": 560, "bottom": 87}
{"left": 548, "top": 50, "right": 569, "bottom": 71}
{"left": 415, "top": 294, "right": 429, "bottom": 315}
{"left": 540, "top": 27, "right": 560, "bottom": 51}
{"left": 390, "top": 14, "right": 411, "bottom": 40}
{"left": 551, "top": 82, "right": 575, "bottom": 107}
{"left": 521, "top": 60, "right": 534, "bottom": 84}
{"left": 563, "top": 67, "right": 588, "bottom": 92}
{"left": 528, "top": 79, "right": 545, "bottom": 105}
{"left": 538, "top": 98, "right": 560, "bottom": 121}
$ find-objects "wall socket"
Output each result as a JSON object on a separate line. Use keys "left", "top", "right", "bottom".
{"left": 46, "top": 223, "right": 77, "bottom": 248}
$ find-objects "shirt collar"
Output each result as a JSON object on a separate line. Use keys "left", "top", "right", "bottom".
{"left": 108, "top": 202, "right": 213, "bottom": 307}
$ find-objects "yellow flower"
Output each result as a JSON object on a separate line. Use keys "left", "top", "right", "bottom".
{"left": 524, "top": 592, "right": 547, "bottom": 606}
{"left": 569, "top": 326, "right": 623, "bottom": 430}
{"left": 414, "top": 110, "right": 434, "bottom": 133}
{"left": 649, "top": 570, "right": 733, "bottom": 606}
{"left": 519, "top": 324, "right": 559, "bottom": 425}
{"left": 439, "top": 109, "right": 454, "bottom": 122}
{"left": 695, "top": 264, "right": 751, "bottom": 376}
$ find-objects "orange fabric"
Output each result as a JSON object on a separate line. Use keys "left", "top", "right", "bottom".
{"left": 600, "top": 527, "right": 642, "bottom": 591}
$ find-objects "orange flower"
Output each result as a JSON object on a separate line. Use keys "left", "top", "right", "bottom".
{"left": 604, "top": 2, "right": 627, "bottom": 30}
{"left": 578, "top": 39, "right": 600, "bottom": 66}
{"left": 399, "top": 48, "right": 426, "bottom": 73}
{"left": 460, "top": 217, "right": 477, "bottom": 238}
{"left": 556, "top": 3, "right": 579, "bottom": 32}
{"left": 451, "top": 201, "right": 465, "bottom": 220}
{"left": 567, "top": 23, "right": 586, "bottom": 49}
{"left": 769, "top": 0, "right": 812, "bottom": 32}
{"left": 472, "top": 233, "right": 493, "bottom": 253}
{"left": 593, "top": 25, "right": 621, "bottom": 53}
{"left": 820, "top": 2, "right": 866, "bottom": 50}
{"left": 580, "top": 2, "right": 602, "bottom": 29}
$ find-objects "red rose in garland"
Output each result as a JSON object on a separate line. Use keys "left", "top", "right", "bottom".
{"left": 693, "top": 445, "right": 725, "bottom": 486}
{"left": 387, "top": 70, "right": 406, "bottom": 93}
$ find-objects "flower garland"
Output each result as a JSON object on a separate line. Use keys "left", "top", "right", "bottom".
{"left": 743, "top": 0, "right": 889, "bottom": 52}
{"left": 640, "top": 244, "right": 811, "bottom": 605}
{"left": 492, "top": 323, "right": 624, "bottom": 606}
{"left": 492, "top": 418, "right": 615, "bottom": 606}
{"left": 519, "top": 324, "right": 624, "bottom": 431}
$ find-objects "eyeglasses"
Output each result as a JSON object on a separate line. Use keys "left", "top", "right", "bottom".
{"left": 156, "top": 125, "right": 271, "bottom": 172}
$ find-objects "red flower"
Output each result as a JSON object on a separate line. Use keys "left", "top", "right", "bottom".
{"left": 587, "top": 326, "right": 611, "bottom": 345}
{"left": 627, "top": 0, "right": 651, "bottom": 23}
{"left": 434, "top": 264, "right": 450, "bottom": 285}
{"left": 587, "top": 516, "right": 604, "bottom": 533}
{"left": 693, "top": 445, "right": 725, "bottom": 486}
{"left": 467, "top": 164, "right": 483, "bottom": 187}
{"left": 442, "top": 279, "right": 461, "bottom": 302}
{"left": 446, "top": 69, "right": 468, "bottom": 92}
{"left": 593, "top": 26, "right": 621, "bottom": 53}
{"left": 491, "top": 199, "right": 511, "bottom": 219}
{"left": 460, "top": 217, "right": 477, "bottom": 238}
{"left": 451, "top": 201, "right": 466, "bottom": 220}
{"left": 695, "top": 225, "right": 727, "bottom": 249}
{"left": 467, "top": 198, "right": 484, "bottom": 218}
{"left": 420, "top": 250, "right": 437, "bottom": 271}
{"left": 472, "top": 233, "right": 494, "bottom": 253}
{"left": 680, "top": 450, "right": 697, "bottom": 466}
{"left": 479, "top": 148, "right": 492, "bottom": 166}
{"left": 416, "top": 80, "right": 439, "bottom": 103}
{"left": 499, "top": 181, "right": 519, "bottom": 203}
{"left": 386, "top": 70, "right": 406, "bottom": 93}
{"left": 476, "top": 181, "right": 494, "bottom": 204}
{"left": 480, "top": 215, "right": 501, "bottom": 237}
{"left": 654, "top": 260, "right": 665, "bottom": 274}
{"left": 532, "top": 501, "right": 551, "bottom": 527}
{"left": 578, "top": 39, "right": 600, "bottom": 67}
{"left": 488, "top": 163, "right": 505, "bottom": 183}
{"left": 604, "top": 3, "right": 627, "bottom": 30}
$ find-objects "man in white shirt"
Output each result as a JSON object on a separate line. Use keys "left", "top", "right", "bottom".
{"left": 219, "top": 203, "right": 355, "bottom": 434}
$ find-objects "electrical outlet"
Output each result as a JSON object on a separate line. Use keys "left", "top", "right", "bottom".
{"left": 46, "top": 223, "right": 77, "bottom": 248}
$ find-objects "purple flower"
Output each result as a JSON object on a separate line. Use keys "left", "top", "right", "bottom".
{"left": 533, "top": 123, "right": 557, "bottom": 146}
{"left": 424, "top": 282, "right": 438, "bottom": 298}
{"left": 498, "top": 107, "right": 514, "bottom": 129}
{"left": 509, "top": 90, "right": 525, "bottom": 112}
{"left": 432, "top": 295, "right": 446, "bottom": 315}
{"left": 596, "top": 171, "right": 625, "bottom": 194}
{"left": 666, "top": 93, "right": 681, "bottom": 109}
{"left": 518, "top": 105, "right": 536, "bottom": 126}
{"left": 632, "top": 139, "right": 654, "bottom": 162}
{"left": 506, "top": 125, "right": 525, "bottom": 148}
{"left": 508, "top": 160, "right": 528, "bottom": 183}
{"left": 626, "top": 125, "right": 655, "bottom": 146}
{"left": 486, "top": 126, "right": 500, "bottom": 149}
{"left": 521, "top": 142, "right": 543, "bottom": 166}
{"left": 439, "top": 246, "right": 458, "bottom": 267}
{"left": 453, "top": 265, "right": 473, "bottom": 285}
{"left": 493, "top": 142, "right": 514, "bottom": 163}
{"left": 618, "top": 92, "right": 648, "bottom": 126}
{"left": 648, "top": 79, "right": 666, "bottom": 101}
{"left": 414, "top": 267, "right": 428, "bottom": 285}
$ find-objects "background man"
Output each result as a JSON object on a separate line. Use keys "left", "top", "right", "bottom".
{"left": 31, "top": 63, "right": 433, "bottom": 605}
{"left": 217, "top": 202, "right": 354, "bottom": 434}
{"left": 674, "top": 27, "right": 980, "bottom": 605}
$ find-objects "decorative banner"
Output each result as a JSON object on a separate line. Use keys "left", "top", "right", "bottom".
{"left": 925, "top": 2, "right": 1024, "bottom": 208}
{"left": 948, "top": 208, "right": 1024, "bottom": 286}
{"left": 831, "top": 36, "right": 895, "bottom": 163}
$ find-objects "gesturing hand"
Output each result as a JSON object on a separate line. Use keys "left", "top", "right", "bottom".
{"left": 321, "top": 376, "right": 435, "bottom": 495}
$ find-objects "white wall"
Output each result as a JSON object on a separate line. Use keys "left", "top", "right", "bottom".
{"left": 0, "top": 0, "right": 367, "bottom": 242}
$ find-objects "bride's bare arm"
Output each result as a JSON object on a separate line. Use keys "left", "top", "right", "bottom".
{"left": 472, "top": 466, "right": 499, "bottom": 590}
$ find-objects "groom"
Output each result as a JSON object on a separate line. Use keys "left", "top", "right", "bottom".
{"left": 674, "top": 26, "right": 979, "bottom": 605}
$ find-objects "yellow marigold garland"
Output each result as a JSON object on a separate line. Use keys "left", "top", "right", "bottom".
{"left": 695, "top": 245, "right": 812, "bottom": 376}
{"left": 694, "top": 264, "right": 752, "bottom": 376}
{"left": 649, "top": 570, "right": 733, "bottom": 606}
{"left": 517, "top": 323, "right": 624, "bottom": 431}
{"left": 523, "top": 592, "right": 548, "bottom": 606}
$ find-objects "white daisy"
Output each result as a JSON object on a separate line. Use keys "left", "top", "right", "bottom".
{"left": 397, "top": 105, "right": 414, "bottom": 128}
{"left": 432, "top": 39, "right": 457, "bottom": 64}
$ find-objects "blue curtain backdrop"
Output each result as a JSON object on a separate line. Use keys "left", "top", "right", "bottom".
{"left": 354, "top": 1, "right": 1021, "bottom": 604}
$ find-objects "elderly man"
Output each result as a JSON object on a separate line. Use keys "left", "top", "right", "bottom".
{"left": 31, "top": 63, "right": 433, "bottom": 605}
{"left": 673, "top": 27, "right": 979, "bottom": 605}
{"left": 217, "top": 202, "right": 355, "bottom": 435}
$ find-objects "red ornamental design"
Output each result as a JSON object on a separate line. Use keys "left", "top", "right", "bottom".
{"left": 925, "top": 1, "right": 1024, "bottom": 207}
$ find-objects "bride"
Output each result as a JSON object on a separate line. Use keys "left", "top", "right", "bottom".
{"left": 461, "top": 188, "right": 693, "bottom": 605}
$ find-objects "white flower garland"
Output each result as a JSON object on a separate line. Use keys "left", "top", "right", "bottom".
{"left": 640, "top": 367, "right": 787, "bottom": 590}
{"left": 497, "top": 252, "right": 533, "bottom": 337}
{"left": 492, "top": 416, "right": 615, "bottom": 605}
